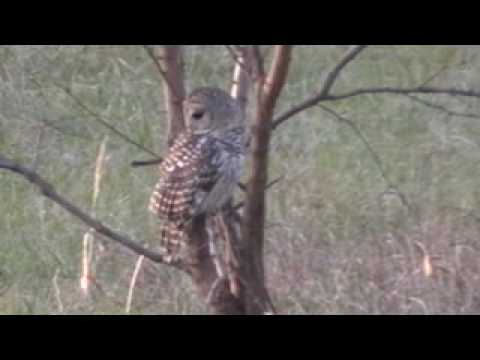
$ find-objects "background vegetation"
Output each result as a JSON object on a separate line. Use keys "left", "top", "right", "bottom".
{"left": 1, "top": 45, "right": 480, "bottom": 314}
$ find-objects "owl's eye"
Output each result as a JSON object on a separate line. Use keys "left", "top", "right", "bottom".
{"left": 192, "top": 111, "right": 205, "bottom": 120}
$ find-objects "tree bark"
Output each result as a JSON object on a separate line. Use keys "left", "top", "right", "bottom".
{"left": 240, "top": 45, "right": 293, "bottom": 314}
{"left": 152, "top": 45, "right": 186, "bottom": 146}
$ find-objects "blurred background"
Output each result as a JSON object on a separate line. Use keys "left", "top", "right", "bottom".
{"left": 1, "top": 45, "right": 480, "bottom": 314}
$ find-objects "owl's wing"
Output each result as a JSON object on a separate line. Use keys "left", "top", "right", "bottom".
{"left": 149, "top": 131, "right": 244, "bottom": 262}
{"left": 148, "top": 133, "right": 224, "bottom": 262}
{"left": 149, "top": 133, "right": 221, "bottom": 222}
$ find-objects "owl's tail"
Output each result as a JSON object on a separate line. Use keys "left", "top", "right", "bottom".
{"left": 158, "top": 221, "right": 187, "bottom": 263}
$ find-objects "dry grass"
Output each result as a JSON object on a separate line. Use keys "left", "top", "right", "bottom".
{"left": 267, "top": 211, "right": 480, "bottom": 314}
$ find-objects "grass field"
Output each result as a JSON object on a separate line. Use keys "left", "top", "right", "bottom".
{"left": 1, "top": 45, "right": 480, "bottom": 314}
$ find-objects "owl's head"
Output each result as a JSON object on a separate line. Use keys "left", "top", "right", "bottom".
{"left": 184, "top": 87, "right": 243, "bottom": 135}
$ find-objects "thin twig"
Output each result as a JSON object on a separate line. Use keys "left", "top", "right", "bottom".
{"left": 318, "top": 105, "right": 389, "bottom": 182}
{"left": 419, "top": 62, "right": 452, "bottom": 87}
{"left": 29, "top": 79, "right": 96, "bottom": 140}
{"left": 273, "top": 85, "right": 480, "bottom": 130}
{"left": 34, "top": 117, "right": 90, "bottom": 140}
{"left": 36, "top": 78, "right": 160, "bottom": 158}
{"left": 318, "top": 105, "right": 411, "bottom": 210}
{"left": 54, "top": 83, "right": 159, "bottom": 157}
{"left": 320, "top": 45, "right": 368, "bottom": 97}
{"left": 265, "top": 175, "right": 284, "bottom": 190}
{"left": 326, "top": 86, "right": 480, "bottom": 102}
{"left": 405, "top": 94, "right": 480, "bottom": 120}
{"left": 130, "top": 158, "right": 163, "bottom": 168}
{"left": 234, "top": 175, "right": 284, "bottom": 211}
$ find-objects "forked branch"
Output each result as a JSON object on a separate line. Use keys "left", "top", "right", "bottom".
{"left": 272, "top": 45, "right": 367, "bottom": 130}
{"left": 273, "top": 84, "right": 480, "bottom": 131}
{"left": 320, "top": 45, "right": 368, "bottom": 97}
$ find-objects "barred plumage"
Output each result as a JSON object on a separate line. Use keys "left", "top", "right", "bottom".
{"left": 149, "top": 87, "right": 245, "bottom": 262}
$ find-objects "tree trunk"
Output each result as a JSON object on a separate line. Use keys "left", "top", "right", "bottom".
{"left": 240, "top": 46, "right": 293, "bottom": 314}
{"left": 154, "top": 45, "right": 292, "bottom": 314}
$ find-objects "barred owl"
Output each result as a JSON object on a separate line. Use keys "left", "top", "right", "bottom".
{"left": 149, "top": 87, "right": 245, "bottom": 262}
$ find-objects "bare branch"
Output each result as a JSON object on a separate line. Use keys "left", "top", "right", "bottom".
{"left": 265, "top": 175, "right": 284, "bottom": 190}
{"left": 271, "top": 46, "right": 480, "bottom": 131}
{"left": 32, "top": 117, "right": 91, "bottom": 140}
{"left": 318, "top": 105, "right": 411, "bottom": 210}
{"left": 318, "top": 105, "right": 389, "bottom": 181}
{"left": 325, "top": 86, "right": 480, "bottom": 101}
{"left": 272, "top": 45, "right": 367, "bottom": 130}
{"left": 44, "top": 79, "right": 160, "bottom": 158}
{"left": 405, "top": 94, "right": 480, "bottom": 120}
{"left": 130, "top": 158, "right": 163, "bottom": 168}
{"left": 419, "top": 62, "right": 452, "bottom": 87}
{"left": 0, "top": 155, "right": 182, "bottom": 269}
{"left": 233, "top": 175, "right": 284, "bottom": 212}
{"left": 320, "top": 45, "right": 368, "bottom": 97}
{"left": 273, "top": 85, "right": 480, "bottom": 131}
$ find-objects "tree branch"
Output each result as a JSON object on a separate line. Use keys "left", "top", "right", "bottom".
{"left": 325, "top": 86, "right": 480, "bottom": 102}
{"left": 317, "top": 105, "right": 411, "bottom": 210}
{"left": 320, "top": 45, "right": 368, "bottom": 97}
{"left": 273, "top": 85, "right": 480, "bottom": 131}
{"left": 45, "top": 79, "right": 160, "bottom": 158}
{"left": 272, "top": 45, "right": 367, "bottom": 130}
{"left": 130, "top": 158, "right": 163, "bottom": 168}
{"left": 405, "top": 94, "right": 480, "bottom": 120}
{"left": 0, "top": 155, "right": 183, "bottom": 270}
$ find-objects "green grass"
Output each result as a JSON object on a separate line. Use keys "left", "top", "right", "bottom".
{"left": 2, "top": 45, "right": 480, "bottom": 314}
